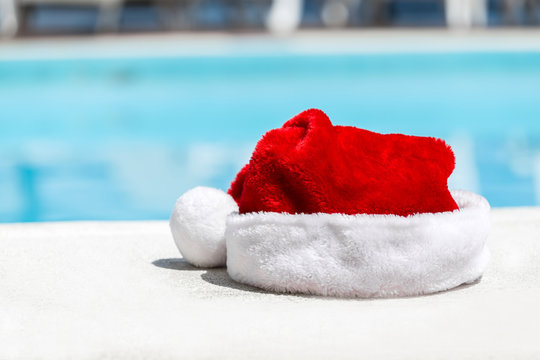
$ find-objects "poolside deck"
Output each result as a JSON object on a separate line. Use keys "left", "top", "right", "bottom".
{"left": 1, "top": 207, "right": 539, "bottom": 359}
{"left": 3, "top": 29, "right": 540, "bottom": 61}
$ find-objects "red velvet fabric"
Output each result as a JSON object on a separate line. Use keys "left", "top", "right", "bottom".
{"left": 228, "top": 109, "right": 458, "bottom": 216}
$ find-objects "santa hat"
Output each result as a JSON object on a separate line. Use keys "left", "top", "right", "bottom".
{"left": 170, "top": 109, "right": 490, "bottom": 298}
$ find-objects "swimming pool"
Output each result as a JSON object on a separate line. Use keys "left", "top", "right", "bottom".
{"left": 1, "top": 45, "right": 540, "bottom": 222}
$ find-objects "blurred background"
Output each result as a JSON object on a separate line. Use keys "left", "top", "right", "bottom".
{"left": 3, "top": 0, "right": 540, "bottom": 36}
{"left": 1, "top": 0, "right": 540, "bottom": 222}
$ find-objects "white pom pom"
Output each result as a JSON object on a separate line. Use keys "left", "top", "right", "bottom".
{"left": 169, "top": 186, "right": 238, "bottom": 268}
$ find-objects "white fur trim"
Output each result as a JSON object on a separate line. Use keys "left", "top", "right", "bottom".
{"left": 170, "top": 186, "right": 238, "bottom": 268}
{"left": 225, "top": 190, "right": 490, "bottom": 298}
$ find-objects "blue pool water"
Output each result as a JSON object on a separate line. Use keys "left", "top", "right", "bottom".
{"left": 1, "top": 51, "right": 540, "bottom": 222}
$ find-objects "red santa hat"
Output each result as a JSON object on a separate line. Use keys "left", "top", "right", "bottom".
{"left": 170, "top": 109, "right": 490, "bottom": 298}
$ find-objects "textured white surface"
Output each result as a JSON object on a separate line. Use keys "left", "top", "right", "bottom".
{"left": 1, "top": 208, "right": 540, "bottom": 359}
{"left": 226, "top": 190, "right": 490, "bottom": 297}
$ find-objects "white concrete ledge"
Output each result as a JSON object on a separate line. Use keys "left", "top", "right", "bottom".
{"left": 1, "top": 207, "right": 540, "bottom": 359}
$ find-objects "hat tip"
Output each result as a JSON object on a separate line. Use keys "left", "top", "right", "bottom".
{"left": 169, "top": 186, "right": 238, "bottom": 268}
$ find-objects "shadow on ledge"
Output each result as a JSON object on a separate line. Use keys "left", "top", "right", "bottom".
{"left": 152, "top": 258, "right": 482, "bottom": 299}
{"left": 152, "top": 258, "right": 268, "bottom": 294}
{"left": 152, "top": 258, "right": 202, "bottom": 271}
